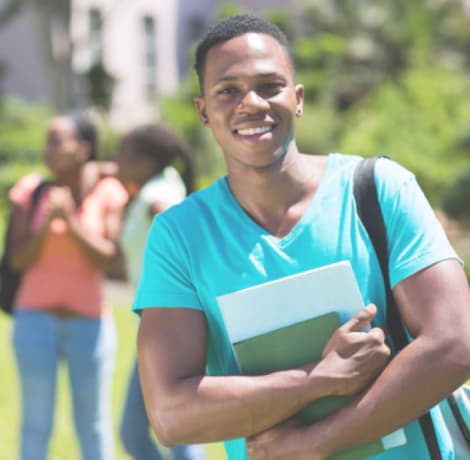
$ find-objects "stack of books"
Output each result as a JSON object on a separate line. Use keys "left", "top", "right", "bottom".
{"left": 217, "top": 261, "right": 406, "bottom": 460}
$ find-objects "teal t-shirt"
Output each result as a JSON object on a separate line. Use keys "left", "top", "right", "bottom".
{"left": 133, "top": 154, "right": 460, "bottom": 460}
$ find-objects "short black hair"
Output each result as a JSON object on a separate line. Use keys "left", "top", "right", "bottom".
{"left": 194, "top": 14, "right": 293, "bottom": 92}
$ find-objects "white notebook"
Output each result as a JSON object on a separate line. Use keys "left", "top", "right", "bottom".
{"left": 216, "top": 260, "right": 407, "bottom": 457}
{"left": 217, "top": 260, "right": 365, "bottom": 344}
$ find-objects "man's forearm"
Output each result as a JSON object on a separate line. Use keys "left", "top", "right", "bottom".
{"left": 302, "top": 335, "right": 470, "bottom": 458}
{"left": 142, "top": 362, "right": 330, "bottom": 446}
{"left": 138, "top": 305, "right": 390, "bottom": 447}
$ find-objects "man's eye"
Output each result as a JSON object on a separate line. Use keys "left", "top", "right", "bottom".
{"left": 259, "top": 82, "right": 283, "bottom": 93}
{"left": 218, "top": 87, "right": 238, "bottom": 95}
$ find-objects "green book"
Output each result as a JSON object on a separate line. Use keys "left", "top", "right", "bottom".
{"left": 234, "top": 312, "right": 353, "bottom": 423}
{"left": 217, "top": 261, "right": 407, "bottom": 460}
{"left": 233, "top": 312, "right": 383, "bottom": 459}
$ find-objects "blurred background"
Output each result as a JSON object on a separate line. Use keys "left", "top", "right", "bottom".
{"left": 0, "top": 0, "right": 469, "bottom": 458}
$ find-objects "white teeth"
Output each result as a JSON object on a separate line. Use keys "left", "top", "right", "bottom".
{"left": 237, "top": 126, "right": 272, "bottom": 136}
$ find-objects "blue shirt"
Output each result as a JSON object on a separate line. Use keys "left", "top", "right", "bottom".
{"left": 134, "top": 154, "right": 460, "bottom": 460}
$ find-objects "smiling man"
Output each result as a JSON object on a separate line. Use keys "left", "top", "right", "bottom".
{"left": 134, "top": 14, "right": 470, "bottom": 460}
{"left": 194, "top": 29, "right": 302, "bottom": 174}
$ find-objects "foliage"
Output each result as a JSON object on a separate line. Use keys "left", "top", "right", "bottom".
{"left": 295, "top": 104, "right": 340, "bottom": 156}
{"left": 0, "top": 98, "right": 50, "bottom": 164}
{"left": 335, "top": 65, "right": 470, "bottom": 205}
{"left": 0, "top": 98, "right": 50, "bottom": 232}
{"left": 158, "top": 73, "right": 226, "bottom": 189}
{"left": 0, "top": 301, "right": 227, "bottom": 459}
{"left": 217, "top": 1, "right": 246, "bottom": 18}
{"left": 0, "top": 100, "right": 122, "bottom": 244}
{"left": 0, "top": 0, "right": 22, "bottom": 29}
{"left": 83, "top": 62, "right": 115, "bottom": 111}
{"left": 443, "top": 170, "right": 470, "bottom": 221}
{"left": 161, "top": 0, "right": 470, "bottom": 212}
{"left": 0, "top": 60, "right": 6, "bottom": 101}
{"left": 1, "top": 0, "right": 469, "bottom": 216}
{"left": 289, "top": 0, "right": 470, "bottom": 213}
{"left": 91, "top": 112, "right": 121, "bottom": 161}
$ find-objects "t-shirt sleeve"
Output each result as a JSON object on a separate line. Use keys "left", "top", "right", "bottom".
{"left": 375, "top": 158, "right": 461, "bottom": 288}
{"left": 132, "top": 215, "right": 203, "bottom": 314}
{"left": 8, "top": 173, "right": 42, "bottom": 208}
{"left": 96, "top": 177, "right": 129, "bottom": 210}
{"left": 141, "top": 168, "right": 186, "bottom": 207}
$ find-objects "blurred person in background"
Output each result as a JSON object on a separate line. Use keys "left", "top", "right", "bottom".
{"left": 114, "top": 122, "right": 207, "bottom": 460}
{"left": 8, "top": 112, "right": 128, "bottom": 460}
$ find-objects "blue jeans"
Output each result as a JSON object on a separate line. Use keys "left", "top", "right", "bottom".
{"left": 120, "top": 360, "right": 207, "bottom": 460}
{"left": 12, "top": 309, "right": 117, "bottom": 460}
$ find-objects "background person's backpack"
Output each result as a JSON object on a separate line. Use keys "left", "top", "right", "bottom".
{"left": 353, "top": 156, "right": 470, "bottom": 460}
{"left": 0, "top": 181, "right": 48, "bottom": 315}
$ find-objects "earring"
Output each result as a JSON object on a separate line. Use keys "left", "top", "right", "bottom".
{"left": 296, "top": 108, "right": 303, "bottom": 117}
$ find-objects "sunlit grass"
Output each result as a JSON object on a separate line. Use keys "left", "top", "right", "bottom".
{"left": 0, "top": 287, "right": 227, "bottom": 460}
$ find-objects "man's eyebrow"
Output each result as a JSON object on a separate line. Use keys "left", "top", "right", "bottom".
{"left": 213, "top": 72, "right": 287, "bottom": 85}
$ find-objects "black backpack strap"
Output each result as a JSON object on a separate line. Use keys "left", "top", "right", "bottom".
{"left": 2, "top": 180, "right": 45, "bottom": 259}
{"left": 0, "top": 179, "right": 48, "bottom": 315}
{"left": 447, "top": 391, "right": 470, "bottom": 445}
{"left": 353, "top": 157, "right": 408, "bottom": 350}
{"left": 353, "top": 156, "right": 443, "bottom": 460}
{"left": 31, "top": 180, "right": 49, "bottom": 207}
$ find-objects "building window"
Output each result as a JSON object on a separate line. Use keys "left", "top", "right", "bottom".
{"left": 88, "top": 8, "right": 103, "bottom": 65}
{"left": 142, "top": 15, "right": 157, "bottom": 102}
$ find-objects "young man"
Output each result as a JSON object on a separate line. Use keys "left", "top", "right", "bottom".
{"left": 134, "top": 14, "right": 470, "bottom": 460}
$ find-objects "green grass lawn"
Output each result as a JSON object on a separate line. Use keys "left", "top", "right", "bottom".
{"left": 0, "top": 296, "right": 227, "bottom": 460}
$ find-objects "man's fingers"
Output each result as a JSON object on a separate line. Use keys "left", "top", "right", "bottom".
{"left": 368, "top": 326, "right": 387, "bottom": 343}
{"left": 342, "top": 304, "right": 377, "bottom": 332}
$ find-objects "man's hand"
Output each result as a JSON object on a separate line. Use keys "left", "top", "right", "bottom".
{"left": 318, "top": 304, "right": 391, "bottom": 396}
{"left": 246, "top": 305, "right": 390, "bottom": 460}
{"left": 247, "top": 418, "right": 324, "bottom": 460}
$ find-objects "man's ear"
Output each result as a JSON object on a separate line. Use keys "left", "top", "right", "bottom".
{"left": 295, "top": 84, "right": 305, "bottom": 117}
{"left": 194, "top": 96, "right": 209, "bottom": 126}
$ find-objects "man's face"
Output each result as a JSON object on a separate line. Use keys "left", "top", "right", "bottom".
{"left": 195, "top": 33, "right": 304, "bottom": 171}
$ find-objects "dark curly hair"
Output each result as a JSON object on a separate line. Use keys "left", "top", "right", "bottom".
{"left": 194, "top": 13, "right": 293, "bottom": 93}
{"left": 119, "top": 123, "right": 195, "bottom": 194}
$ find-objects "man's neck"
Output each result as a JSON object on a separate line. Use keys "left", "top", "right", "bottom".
{"left": 227, "top": 153, "right": 327, "bottom": 238}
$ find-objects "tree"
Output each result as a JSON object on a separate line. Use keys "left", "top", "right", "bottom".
{"left": 0, "top": 0, "right": 21, "bottom": 28}
{"left": 29, "top": 0, "right": 75, "bottom": 111}
{"left": 0, "top": 0, "right": 79, "bottom": 112}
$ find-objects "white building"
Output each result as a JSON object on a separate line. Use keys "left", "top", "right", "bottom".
{"left": 0, "top": 0, "right": 289, "bottom": 130}
{"left": 72, "top": 0, "right": 181, "bottom": 129}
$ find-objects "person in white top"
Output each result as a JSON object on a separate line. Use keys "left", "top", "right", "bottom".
{"left": 114, "top": 123, "right": 207, "bottom": 460}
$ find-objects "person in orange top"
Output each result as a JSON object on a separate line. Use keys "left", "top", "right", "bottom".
{"left": 8, "top": 112, "right": 128, "bottom": 460}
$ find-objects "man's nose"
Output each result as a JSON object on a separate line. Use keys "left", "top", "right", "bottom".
{"left": 237, "top": 90, "right": 269, "bottom": 113}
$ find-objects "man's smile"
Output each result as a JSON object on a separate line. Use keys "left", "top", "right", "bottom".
{"left": 234, "top": 125, "right": 276, "bottom": 136}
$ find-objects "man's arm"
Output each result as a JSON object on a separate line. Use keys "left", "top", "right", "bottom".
{"left": 247, "top": 259, "right": 470, "bottom": 460}
{"left": 137, "top": 304, "right": 390, "bottom": 446}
